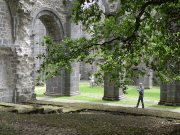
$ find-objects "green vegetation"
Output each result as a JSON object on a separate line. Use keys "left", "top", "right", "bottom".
{"left": 0, "top": 105, "right": 178, "bottom": 135}
{"left": 37, "top": 0, "right": 180, "bottom": 93}
{"left": 0, "top": 125, "right": 18, "bottom": 135}
{"left": 35, "top": 84, "right": 180, "bottom": 109}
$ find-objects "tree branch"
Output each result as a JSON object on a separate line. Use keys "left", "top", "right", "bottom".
{"left": 70, "top": 0, "right": 176, "bottom": 57}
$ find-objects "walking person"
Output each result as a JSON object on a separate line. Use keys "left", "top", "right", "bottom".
{"left": 89, "top": 75, "right": 94, "bottom": 88}
{"left": 135, "top": 83, "right": 145, "bottom": 109}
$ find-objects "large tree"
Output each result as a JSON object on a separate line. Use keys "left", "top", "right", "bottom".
{"left": 37, "top": 0, "right": 180, "bottom": 92}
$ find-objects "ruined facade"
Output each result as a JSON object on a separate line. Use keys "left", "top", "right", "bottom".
{"left": 0, "top": 0, "right": 80, "bottom": 103}
{"left": 0, "top": 0, "right": 178, "bottom": 105}
{"left": 0, "top": 0, "right": 126, "bottom": 103}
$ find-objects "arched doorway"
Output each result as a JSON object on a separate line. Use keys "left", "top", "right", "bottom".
{"left": 31, "top": 8, "right": 80, "bottom": 97}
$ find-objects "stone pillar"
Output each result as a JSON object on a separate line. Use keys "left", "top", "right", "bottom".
{"left": 64, "top": 62, "right": 80, "bottom": 96}
{"left": 158, "top": 83, "right": 167, "bottom": 105}
{"left": 138, "top": 68, "right": 153, "bottom": 89}
{"left": 30, "top": 33, "right": 37, "bottom": 101}
{"left": 45, "top": 62, "right": 80, "bottom": 96}
{"left": 45, "top": 69, "right": 65, "bottom": 96}
{"left": 165, "top": 81, "right": 176, "bottom": 106}
{"left": 174, "top": 80, "right": 180, "bottom": 105}
{"left": 92, "top": 59, "right": 98, "bottom": 74}
{"left": 98, "top": 58, "right": 126, "bottom": 101}
{"left": 102, "top": 74, "right": 126, "bottom": 101}
{"left": 92, "top": 58, "right": 98, "bottom": 82}
{"left": 159, "top": 80, "right": 180, "bottom": 106}
{"left": 80, "top": 61, "right": 89, "bottom": 80}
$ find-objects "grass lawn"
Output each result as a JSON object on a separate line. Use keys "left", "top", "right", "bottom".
{"left": 35, "top": 84, "right": 180, "bottom": 109}
{"left": 1, "top": 105, "right": 179, "bottom": 134}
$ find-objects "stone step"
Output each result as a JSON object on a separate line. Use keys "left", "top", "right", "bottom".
{"left": 63, "top": 107, "right": 82, "bottom": 113}
{"left": 0, "top": 103, "right": 23, "bottom": 107}
{"left": 41, "top": 105, "right": 63, "bottom": 114}
{"left": 0, "top": 103, "right": 63, "bottom": 114}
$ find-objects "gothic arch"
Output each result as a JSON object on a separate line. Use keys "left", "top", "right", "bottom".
{"left": 31, "top": 7, "right": 65, "bottom": 40}
{"left": 31, "top": 7, "right": 79, "bottom": 97}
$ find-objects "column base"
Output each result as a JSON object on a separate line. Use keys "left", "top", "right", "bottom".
{"left": 31, "top": 93, "right": 36, "bottom": 100}
{"left": 44, "top": 92, "right": 64, "bottom": 97}
{"left": 144, "top": 86, "right": 153, "bottom": 89}
{"left": 63, "top": 91, "right": 80, "bottom": 96}
{"left": 158, "top": 101, "right": 180, "bottom": 106}
{"left": 158, "top": 101, "right": 166, "bottom": 105}
{"left": 102, "top": 94, "right": 126, "bottom": 101}
{"left": 165, "top": 102, "right": 180, "bottom": 106}
{"left": 173, "top": 103, "right": 180, "bottom": 106}
{"left": 44, "top": 91, "right": 80, "bottom": 97}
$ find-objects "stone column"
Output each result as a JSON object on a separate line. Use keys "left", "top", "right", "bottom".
{"left": 158, "top": 83, "right": 167, "bottom": 105}
{"left": 174, "top": 80, "right": 180, "bottom": 105}
{"left": 92, "top": 58, "right": 98, "bottom": 82}
{"left": 137, "top": 65, "right": 153, "bottom": 89}
{"left": 64, "top": 62, "right": 80, "bottom": 96}
{"left": 102, "top": 74, "right": 126, "bottom": 101}
{"left": 45, "top": 69, "right": 66, "bottom": 96}
{"left": 165, "top": 81, "right": 176, "bottom": 106}
{"left": 80, "top": 61, "right": 88, "bottom": 80}
{"left": 45, "top": 62, "right": 80, "bottom": 97}
{"left": 98, "top": 58, "right": 126, "bottom": 101}
{"left": 92, "top": 59, "right": 98, "bottom": 74}
{"left": 159, "top": 80, "right": 180, "bottom": 106}
{"left": 30, "top": 34, "right": 36, "bottom": 100}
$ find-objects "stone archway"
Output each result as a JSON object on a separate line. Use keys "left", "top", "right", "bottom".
{"left": 31, "top": 8, "right": 80, "bottom": 97}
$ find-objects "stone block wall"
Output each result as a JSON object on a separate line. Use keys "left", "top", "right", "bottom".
{"left": 0, "top": 0, "right": 13, "bottom": 46}
{"left": 0, "top": 47, "right": 18, "bottom": 103}
{"left": 0, "top": 1, "right": 18, "bottom": 103}
{"left": 0, "top": 0, "right": 173, "bottom": 105}
{"left": 0, "top": 0, "right": 71, "bottom": 103}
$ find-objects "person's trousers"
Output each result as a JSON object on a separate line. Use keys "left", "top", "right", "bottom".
{"left": 90, "top": 82, "right": 94, "bottom": 88}
{"left": 136, "top": 95, "right": 144, "bottom": 108}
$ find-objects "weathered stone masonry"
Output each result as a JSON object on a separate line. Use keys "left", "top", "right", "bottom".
{"left": 1, "top": 0, "right": 179, "bottom": 105}
{"left": 0, "top": 0, "right": 147, "bottom": 103}
{"left": 0, "top": 0, "right": 80, "bottom": 103}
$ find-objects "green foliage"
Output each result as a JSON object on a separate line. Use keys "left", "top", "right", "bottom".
{"left": 36, "top": 0, "right": 180, "bottom": 93}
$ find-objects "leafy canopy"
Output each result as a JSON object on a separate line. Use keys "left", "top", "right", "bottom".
{"left": 37, "top": 0, "right": 180, "bottom": 92}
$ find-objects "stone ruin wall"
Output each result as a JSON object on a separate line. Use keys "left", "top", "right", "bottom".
{"left": 0, "top": 0, "right": 69, "bottom": 103}
{"left": 0, "top": 0, "right": 17, "bottom": 103}
{"left": 0, "top": 0, "right": 168, "bottom": 103}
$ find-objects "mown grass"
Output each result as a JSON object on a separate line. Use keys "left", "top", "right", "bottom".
{"left": 35, "top": 84, "right": 180, "bottom": 109}
{"left": 1, "top": 100, "right": 180, "bottom": 134}
{"left": 0, "top": 125, "right": 18, "bottom": 135}
{"left": 0, "top": 110, "right": 163, "bottom": 135}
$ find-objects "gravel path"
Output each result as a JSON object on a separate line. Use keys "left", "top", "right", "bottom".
{"left": 37, "top": 97, "right": 180, "bottom": 113}
{"left": 35, "top": 86, "right": 180, "bottom": 113}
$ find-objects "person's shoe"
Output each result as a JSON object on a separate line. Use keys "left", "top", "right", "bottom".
{"left": 135, "top": 106, "right": 138, "bottom": 108}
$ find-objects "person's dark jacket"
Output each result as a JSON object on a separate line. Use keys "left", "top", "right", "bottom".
{"left": 137, "top": 86, "right": 144, "bottom": 96}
